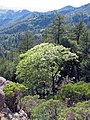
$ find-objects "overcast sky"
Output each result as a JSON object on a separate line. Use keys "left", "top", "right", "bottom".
{"left": 0, "top": 0, "right": 90, "bottom": 12}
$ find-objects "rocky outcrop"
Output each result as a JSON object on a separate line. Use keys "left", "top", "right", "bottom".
{"left": 0, "top": 109, "right": 28, "bottom": 120}
{"left": 0, "top": 77, "right": 28, "bottom": 120}
{"left": 0, "top": 77, "right": 11, "bottom": 112}
{"left": 0, "top": 76, "right": 11, "bottom": 90}
{"left": 0, "top": 77, "right": 6, "bottom": 89}
{"left": 12, "top": 110, "right": 28, "bottom": 120}
{"left": 0, "top": 89, "right": 5, "bottom": 112}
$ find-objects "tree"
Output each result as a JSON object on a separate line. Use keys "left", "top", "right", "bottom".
{"left": 73, "top": 20, "right": 86, "bottom": 44}
{"left": 42, "top": 14, "right": 66, "bottom": 44}
{"left": 72, "top": 22, "right": 90, "bottom": 81}
{"left": 16, "top": 43, "right": 78, "bottom": 98}
{"left": 18, "top": 31, "right": 34, "bottom": 53}
{"left": 0, "top": 55, "right": 20, "bottom": 82}
{"left": 80, "top": 29, "right": 90, "bottom": 81}
{"left": 67, "top": 21, "right": 89, "bottom": 81}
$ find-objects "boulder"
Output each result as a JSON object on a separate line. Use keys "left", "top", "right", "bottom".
{"left": 19, "top": 109, "right": 28, "bottom": 118}
{"left": 0, "top": 89, "right": 5, "bottom": 111}
{"left": 0, "top": 77, "right": 7, "bottom": 89}
{"left": 0, "top": 77, "right": 6, "bottom": 86}
{"left": 0, "top": 77, "right": 11, "bottom": 89}
{"left": 13, "top": 112, "right": 19, "bottom": 119}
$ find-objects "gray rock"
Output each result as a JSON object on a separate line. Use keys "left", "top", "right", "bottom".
{"left": 20, "top": 116, "right": 27, "bottom": 120}
{"left": 0, "top": 76, "right": 12, "bottom": 89}
{"left": 0, "top": 77, "right": 6, "bottom": 87}
{"left": 2, "top": 106, "right": 12, "bottom": 113}
{"left": 8, "top": 113, "right": 13, "bottom": 120}
{"left": 19, "top": 109, "right": 27, "bottom": 118}
{"left": 0, "top": 89, "right": 5, "bottom": 111}
{"left": 12, "top": 118, "right": 18, "bottom": 120}
{"left": 13, "top": 113, "right": 19, "bottom": 119}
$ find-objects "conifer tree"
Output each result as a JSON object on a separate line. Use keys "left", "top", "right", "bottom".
{"left": 18, "top": 31, "right": 34, "bottom": 53}
{"left": 43, "top": 13, "right": 66, "bottom": 44}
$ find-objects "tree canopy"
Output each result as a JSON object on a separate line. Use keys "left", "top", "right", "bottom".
{"left": 16, "top": 43, "right": 78, "bottom": 97}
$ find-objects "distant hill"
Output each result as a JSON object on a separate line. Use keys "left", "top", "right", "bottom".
{"left": 0, "top": 3, "right": 90, "bottom": 34}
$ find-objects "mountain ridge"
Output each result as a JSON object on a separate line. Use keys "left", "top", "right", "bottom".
{"left": 0, "top": 3, "right": 90, "bottom": 34}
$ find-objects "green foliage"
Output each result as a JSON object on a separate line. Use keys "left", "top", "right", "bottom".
{"left": 21, "top": 95, "right": 45, "bottom": 112}
{"left": 79, "top": 29, "right": 90, "bottom": 81}
{"left": 0, "top": 54, "right": 21, "bottom": 81}
{"left": 16, "top": 43, "right": 78, "bottom": 96}
{"left": 43, "top": 13, "right": 66, "bottom": 44}
{"left": 59, "top": 81, "right": 90, "bottom": 102}
{"left": 0, "top": 7, "right": 90, "bottom": 118}
{"left": 32, "top": 99, "right": 64, "bottom": 120}
{"left": 18, "top": 31, "right": 34, "bottom": 53}
{"left": 0, "top": 57, "right": 16, "bottom": 81}
{"left": 21, "top": 96, "right": 90, "bottom": 120}
{"left": 3, "top": 82, "right": 27, "bottom": 97}
{"left": 73, "top": 20, "right": 86, "bottom": 44}
{"left": 58, "top": 100, "right": 90, "bottom": 120}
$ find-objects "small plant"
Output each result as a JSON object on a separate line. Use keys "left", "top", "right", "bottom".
{"left": 3, "top": 82, "right": 28, "bottom": 112}
{"left": 3, "top": 82, "right": 27, "bottom": 97}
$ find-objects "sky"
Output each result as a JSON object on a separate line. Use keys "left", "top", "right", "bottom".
{"left": 0, "top": 0, "right": 90, "bottom": 12}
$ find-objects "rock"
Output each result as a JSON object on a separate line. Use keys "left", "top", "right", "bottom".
{"left": 0, "top": 112, "right": 8, "bottom": 120}
{"left": 0, "top": 77, "right": 12, "bottom": 90}
{"left": 2, "top": 107, "right": 12, "bottom": 119}
{"left": 13, "top": 111, "right": 28, "bottom": 120}
{"left": 13, "top": 113, "right": 19, "bottom": 118}
{"left": 19, "top": 109, "right": 27, "bottom": 118}
{"left": 12, "top": 118, "right": 19, "bottom": 120}
{"left": 0, "top": 109, "right": 28, "bottom": 120}
{"left": 0, "top": 77, "right": 6, "bottom": 83}
{"left": 8, "top": 113, "right": 13, "bottom": 120}
{"left": 0, "top": 89, "right": 5, "bottom": 111}
{"left": 0, "top": 77, "right": 6, "bottom": 89}
{"left": 20, "top": 116, "right": 28, "bottom": 120}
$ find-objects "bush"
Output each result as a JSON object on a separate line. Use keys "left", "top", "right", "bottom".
{"left": 32, "top": 99, "right": 64, "bottom": 120}
{"left": 21, "top": 95, "right": 45, "bottom": 112}
{"left": 3, "top": 82, "right": 27, "bottom": 97}
{"left": 58, "top": 81, "right": 90, "bottom": 105}
{"left": 21, "top": 98, "right": 90, "bottom": 120}
{"left": 58, "top": 100, "right": 90, "bottom": 120}
{"left": 3, "top": 82, "right": 27, "bottom": 112}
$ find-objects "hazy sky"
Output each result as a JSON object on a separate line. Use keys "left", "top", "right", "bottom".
{"left": 0, "top": 0, "right": 90, "bottom": 12}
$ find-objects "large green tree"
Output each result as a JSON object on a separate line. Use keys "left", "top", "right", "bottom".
{"left": 16, "top": 43, "right": 78, "bottom": 98}
{"left": 66, "top": 21, "right": 89, "bottom": 81}
{"left": 80, "top": 29, "right": 90, "bottom": 81}
{"left": 42, "top": 14, "right": 66, "bottom": 44}
{"left": 73, "top": 20, "right": 86, "bottom": 44}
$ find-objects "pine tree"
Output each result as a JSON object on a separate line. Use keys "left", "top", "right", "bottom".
{"left": 73, "top": 20, "right": 85, "bottom": 44}
{"left": 42, "top": 13, "right": 66, "bottom": 44}
{"left": 18, "top": 31, "right": 34, "bottom": 53}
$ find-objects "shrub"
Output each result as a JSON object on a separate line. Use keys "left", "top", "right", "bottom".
{"left": 58, "top": 81, "right": 90, "bottom": 105}
{"left": 32, "top": 99, "right": 64, "bottom": 120}
{"left": 3, "top": 82, "right": 27, "bottom": 112}
{"left": 20, "top": 95, "right": 45, "bottom": 112}
{"left": 58, "top": 100, "right": 90, "bottom": 120}
{"left": 3, "top": 82, "right": 27, "bottom": 97}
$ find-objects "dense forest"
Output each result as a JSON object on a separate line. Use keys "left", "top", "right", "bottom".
{"left": 0, "top": 3, "right": 90, "bottom": 120}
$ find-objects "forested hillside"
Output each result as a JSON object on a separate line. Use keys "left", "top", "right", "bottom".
{"left": 0, "top": 3, "right": 90, "bottom": 120}
{"left": 0, "top": 3, "right": 90, "bottom": 34}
